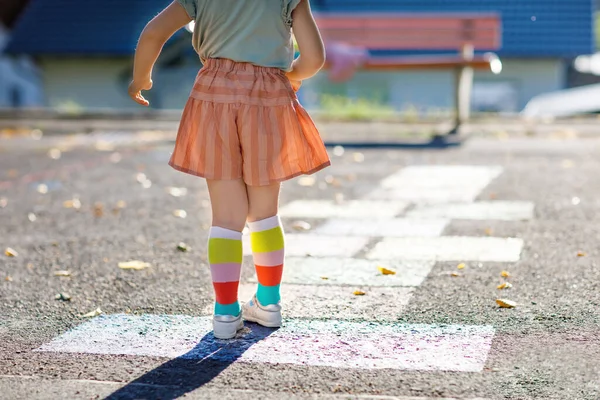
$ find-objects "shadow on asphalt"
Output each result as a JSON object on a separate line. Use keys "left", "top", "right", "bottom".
{"left": 104, "top": 323, "right": 277, "bottom": 400}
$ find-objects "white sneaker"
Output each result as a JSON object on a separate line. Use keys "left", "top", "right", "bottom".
{"left": 212, "top": 313, "right": 243, "bottom": 339}
{"left": 242, "top": 294, "right": 282, "bottom": 328}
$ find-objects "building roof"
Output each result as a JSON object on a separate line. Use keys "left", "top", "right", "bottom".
{"left": 6, "top": 0, "right": 176, "bottom": 55}
{"left": 6, "top": 0, "right": 596, "bottom": 58}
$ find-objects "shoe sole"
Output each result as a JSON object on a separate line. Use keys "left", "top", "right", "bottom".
{"left": 242, "top": 311, "right": 282, "bottom": 328}
{"left": 213, "top": 319, "right": 244, "bottom": 339}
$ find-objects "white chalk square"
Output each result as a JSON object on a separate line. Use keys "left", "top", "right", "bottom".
{"left": 37, "top": 314, "right": 495, "bottom": 372}
{"left": 367, "top": 186, "right": 484, "bottom": 204}
{"left": 367, "top": 236, "right": 523, "bottom": 262}
{"left": 312, "top": 218, "right": 448, "bottom": 237}
{"left": 406, "top": 201, "right": 534, "bottom": 221}
{"left": 234, "top": 284, "right": 414, "bottom": 322}
{"left": 371, "top": 166, "right": 503, "bottom": 204}
{"left": 279, "top": 200, "right": 409, "bottom": 219}
{"left": 380, "top": 166, "right": 503, "bottom": 190}
{"left": 246, "top": 256, "right": 434, "bottom": 287}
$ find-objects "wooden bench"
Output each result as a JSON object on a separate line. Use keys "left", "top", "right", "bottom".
{"left": 315, "top": 13, "right": 503, "bottom": 132}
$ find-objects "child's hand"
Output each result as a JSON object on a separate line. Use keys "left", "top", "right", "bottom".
{"left": 128, "top": 79, "right": 153, "bottom": 106}
{"left": 289, "top": 78, "right": 302, "bottom": 92}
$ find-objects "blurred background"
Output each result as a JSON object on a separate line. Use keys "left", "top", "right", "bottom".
{"left": 0, "top": 0, "right": 598, "bottom": 120}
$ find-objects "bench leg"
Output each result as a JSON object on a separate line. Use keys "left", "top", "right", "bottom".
{"left": 452, "top": 45, "right": 475, "bottom": 134}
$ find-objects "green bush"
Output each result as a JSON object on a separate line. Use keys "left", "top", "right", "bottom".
{"left": 318, "top": 94, "right": 397, "bottom": 121}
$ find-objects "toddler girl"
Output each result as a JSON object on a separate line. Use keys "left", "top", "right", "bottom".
{"left": 129, "top": 0, "right": 330, "bottom": 339}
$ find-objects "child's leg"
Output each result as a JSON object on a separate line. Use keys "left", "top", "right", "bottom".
{"left": 206, "top": 179, "right": 248, "bottom": 318}
{"left": 246, "top": 183, "right": 284, "bottom": 307}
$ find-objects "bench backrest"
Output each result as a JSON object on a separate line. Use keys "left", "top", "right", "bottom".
{"left": 315, "top": 13, "right": 502, "bottom": 51}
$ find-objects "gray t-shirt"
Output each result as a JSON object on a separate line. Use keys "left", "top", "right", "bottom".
{"left": 177, "top": 0, "right": 301, "bottom": 71}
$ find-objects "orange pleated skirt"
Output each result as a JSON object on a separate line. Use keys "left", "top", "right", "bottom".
{"left": 169, "top": 58, "right": 331, "bottom": 186}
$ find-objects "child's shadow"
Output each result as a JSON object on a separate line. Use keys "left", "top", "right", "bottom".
{"left": 104, "top": 323, "right": 277, "bottom": 400}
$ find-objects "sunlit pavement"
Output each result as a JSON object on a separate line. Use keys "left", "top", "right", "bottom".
{"left": 1, "top": 129, "right": 599, "bottom": 399}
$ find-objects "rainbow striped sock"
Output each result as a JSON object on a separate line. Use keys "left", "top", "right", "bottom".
{"left": 248, "top": 215, "right": 285, "bottom": 306}
{"left": 208, "top": 226, "right": 242, "bottom": 316}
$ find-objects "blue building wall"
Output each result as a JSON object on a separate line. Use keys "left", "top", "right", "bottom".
{"left": 314, "top": 0, "right": 595, "bottom": 58}
{"left": 7, "top": 0, "right": 596, "bottom": 58}
{"left": 4, "top": 0, "right": 595, "bottom": 112}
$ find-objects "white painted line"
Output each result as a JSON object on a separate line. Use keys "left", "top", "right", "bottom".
{"left": 234, "top": 284, "right": 414, "bottom": 322}
{"left": 279, "top": 200, "right": 409, "bottom": 219}
{"left": 312, "top": 218, "right": 448, "bottom": 237}
{"left": 367, "top": 236, "right": 523, "bottom": 262}
{"left": 243, "top": 234, "right": 370, "bottom": 257}
{"left": 247, "top": 257, "right": 435, "bottom": 287}
{"left": 406, "top": 201, "right": 535, "bottom": 221}
{"left": 371, "top": 166, "right": 503, "bottom": 204}
{"left": 37, "top": 314, "right": 495, "bottom": 372}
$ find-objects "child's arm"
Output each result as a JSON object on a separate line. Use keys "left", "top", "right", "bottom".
{"left": 128, "top": 1, "right": 192, "bottom": 106}
{"left": 286, "top": 0, "right": 326, "bottom": 82}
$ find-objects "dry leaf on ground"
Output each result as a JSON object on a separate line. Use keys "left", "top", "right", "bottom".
{"left": 95, "top": 141, "right": 115, "bottom": 152}
{"left": 173, "top": 209, "right": 187, "bottom": 218}
{"left": 378, "top": 266, "right": 396, "bottom": 275}
{"left": 297, "top": 176, "right": 315, "bottom": 187}
{"left": 5, "top": 247, "right": 18, "bottom": 257}
{"left": 93, "top": 203, "right": 104, "bottom": 217}
{"left": 82, "top": 308, "right": 102, "bottom": 318}
{"left": 292, "top": 221, "right": 311, "bottom": 231}
{"left": 30, "top": 129, "right": 43, "bottom": 139}
{"left": 112, "top": 200, "right": 127, "bottom": 215}
{"left": 324, "top": 175, "right": 342, "bottom": 187}
{"left": 501, "top": 270, "right": 511, "bottom": 278}
{"left": 47, "top": 148, "right": 62, "bottom": 160}
{"left": 352, "top": 152, "right": 365, "bottom": 163}
{"left": 177, "top": 242, "right": 190, "bottom": 252}
{"left": 450, "top": 272, "right": 460, "bottom": 277}
{"left": 561, "top": 159, "right": 575, "bottom": 169}
{"left": 136, "top": 173, "right": 152, "bottom": 188}
{"left": 577, "top": 251, "right": 586, "bottom": 257}
{"left": 167, "top": 187, "right": 188, "bottom": 197}
{"left": 5, "top": 276, "right": 12, "bottom": 282}
{"left": 55, "top": 293, "right": 71, "bottom": 301}
{"left": 497, "top": 282, "right": 513, "bottom": 290}
{"left": 109, "top": 152, "right": 122, "bottom": 163}
{"left": 118, "top": 260, "right": 151, "bottom": 270}
{"left": 63, "top": 198, "right": 82, "bottom": 209}
{"left": 333, "top": 146, "right": 345, "bottom": 156}
{"left": 496, "top": 299, "right": 517, "bottom": 308}
{"left": 353, "top": 290, "right": 366, "bottom": 296}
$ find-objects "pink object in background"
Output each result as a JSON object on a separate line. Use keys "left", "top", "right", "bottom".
{"left": 325, "top": 41, "right": 368, "bottom": 82}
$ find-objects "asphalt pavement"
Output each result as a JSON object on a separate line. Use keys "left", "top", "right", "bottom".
{"left": 0, "top": 127, "right": 599, "bottom": 400}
